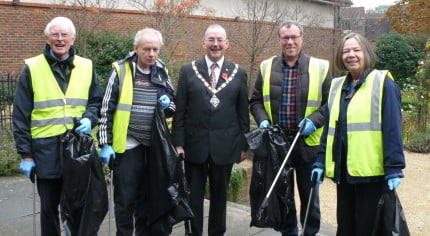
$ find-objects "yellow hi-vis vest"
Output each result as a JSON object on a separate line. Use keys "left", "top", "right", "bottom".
{"left": 27, "top": 54, "right": 92, "bottom": 138}
{"left": 111, "top": 61, "right": 134, "bottom": 154}
{"left": 325, "top": 70, "right": 393, "bottom": 178}
{"left": 260, "top": 56, "right": 329, "bottom": 146}
{"left": 110, "top": 60, "right": 169, "bottom": 153}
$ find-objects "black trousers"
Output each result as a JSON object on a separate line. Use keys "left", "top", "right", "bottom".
{"left": 113, "top": 145, "right": 150, "bottom": 236}
{"left": 37, "top": 178, "right": 62, "bottom": 236}
{"left": 185, "top": 158, "right": 233, "bottom": 236}
{"left": 336, "top": 181, "right": 391, "bottom": 236}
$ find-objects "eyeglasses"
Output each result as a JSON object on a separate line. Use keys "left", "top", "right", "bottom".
{"left": 280, "top": 35, "right": 302, "bottom": 42}
{"left": 49, "top": 32, "right": 72, "bottom": 39}
{"left": 204, "top": 38, "right": 227, "bottom": 44}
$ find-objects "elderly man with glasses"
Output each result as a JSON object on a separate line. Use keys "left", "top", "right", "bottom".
{"left": 13, "top": 16, "right": 102, "bottom": 235}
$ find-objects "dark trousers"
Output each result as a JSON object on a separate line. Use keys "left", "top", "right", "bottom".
{"left": 113, "top": 145, "right": 150, "bottom": 236}
{"left": 37, "top": 178, "right": 62, "bottom": 236}
{"left": 336, "top": 181, "right": 390, "bottom": 236}
{"left": 281, "top": 148, "right": 320, "bottom": 236}
{"left": 185, "top": 158, "right": 233, "bottom": 236}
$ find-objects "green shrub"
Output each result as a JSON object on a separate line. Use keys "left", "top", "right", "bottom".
{"left": 0, "top": 128, "right": 20, "bottom": 176}
{"left": 75, "top": 31, "right": 134, "bottom": 90}
{"left": 204, "top": 166, "right": 247, "bottom": 203}
{"left": 227, "top": 167, "right": 246, "bottom": 202}
{"left": 404, "top": 131, "right": 430, "bottom": 153}
{"left": 375, "top": 31, "right": 423, "bottom": 90}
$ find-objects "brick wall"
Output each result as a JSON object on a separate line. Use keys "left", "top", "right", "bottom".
{"left": 0, "top": 1, "right": 341, "bottom": 75}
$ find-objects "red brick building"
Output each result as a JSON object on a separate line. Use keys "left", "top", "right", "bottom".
{"left": 0, "top": 1, "right": 341, "bottom": 76}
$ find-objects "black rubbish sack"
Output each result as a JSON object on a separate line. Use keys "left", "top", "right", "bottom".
{"left": 60, "top": 129, "right": 108, "bottom": 236}
{"left": 372, "top": 190, "right": 410, "bottom": 236}
{"left": 145, "top": 102, "right": 194, "bottom": 234}
{"left": 246, "top": 126, "right": 294, "bottom": 230}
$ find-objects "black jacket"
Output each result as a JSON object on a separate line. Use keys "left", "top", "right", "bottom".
{"left": 172, "top": 57, "right": 250, "bottom": 165}
{"left": 12, "top": 44, "right": 102, "bottom": 178}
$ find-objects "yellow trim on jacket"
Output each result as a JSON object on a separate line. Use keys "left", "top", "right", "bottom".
{"left": 260, "top": 56, "right": 329, "bottom": 145}
{"left": 325, "top": 70, "right": 392, "bottom": 178}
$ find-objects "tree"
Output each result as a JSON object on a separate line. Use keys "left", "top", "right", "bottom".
{"left": 413, "top": 40, "right": 430, "bottom": 132}
{"left": 384, "top": 0, "right": 430, "bottom": 34}
{"left": 84, "top": 31, "right": 134, "bottom": 89}
{"left": 229, "top": 0, "right": 287, "bottom": 95}
{"left": 366, "top": 5, "right": 390, "bottom": 14}
{"left": 51, "top": 0, "right": 120, "bottom": 57}
{"left": 127, "top": 0, "right": 214, "bottom": 64}
{"left": 375, "top": 31, "right": 422, "bottom": 90}
{"left": 230, "top": 0, "right": 333, "bottom": 95}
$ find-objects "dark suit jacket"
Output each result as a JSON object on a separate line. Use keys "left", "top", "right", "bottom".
{"left": 173, "top": 57, "right": 250, "bottom": 165}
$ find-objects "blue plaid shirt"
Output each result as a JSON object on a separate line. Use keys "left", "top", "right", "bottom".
{"left": 279, "top": 63, "right": 298, "bottom": 133}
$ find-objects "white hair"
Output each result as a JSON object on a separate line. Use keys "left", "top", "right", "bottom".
{"left": 44, "top": 16, "right": 76, "bottom": 36}
{"left": 133, "top": 28, "right": 164, "bottom": 46}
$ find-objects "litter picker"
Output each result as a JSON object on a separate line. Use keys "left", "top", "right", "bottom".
{"left": 301, "top": 171, "right": 318, "bottom": 236}
{"left": 30, "top": 168, "right": 36, "bottom": 236}
{"left": 179, "top": 153, "right": 192, "bottom": 236}
{"left": 108, "top": 159, "right": 114, "bottom": 236}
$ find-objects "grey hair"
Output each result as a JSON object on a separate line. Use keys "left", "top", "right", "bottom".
{"left": 44, "top": 16, "right": 76, "bottom": 37}
{"left": 133, "top": 28, "right": 164, "bottom": 46}
{"left": 334, "top": 32, "right": 377, "bottom": 72}
{"left": 203, "top": 24, "right": 227, "bottom": 39}
{"left": 278, "top": 20, "right": 304, "bottom": 37}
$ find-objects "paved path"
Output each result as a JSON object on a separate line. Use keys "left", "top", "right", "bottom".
{"left": 0, "top": 176, "right": 336, "bottom": 235}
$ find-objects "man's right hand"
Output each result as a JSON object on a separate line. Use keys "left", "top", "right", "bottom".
{"left": 20, "top": 159, "right": 35, "bottom": 179}
{"left": 99, "top": 145, "right": 115, "bottom": 165}
{"left": 259, "top": 120, "right": 270, "bottom": 128}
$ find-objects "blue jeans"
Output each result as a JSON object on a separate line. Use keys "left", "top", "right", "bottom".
{"left": 279, "top": 146, "right": 320, "bottom": 236}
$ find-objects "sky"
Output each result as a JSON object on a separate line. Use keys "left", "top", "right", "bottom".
{"left": 351, "top": 0, "right": 399, "bottom": 10}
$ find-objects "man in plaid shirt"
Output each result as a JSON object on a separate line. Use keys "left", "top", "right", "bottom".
{"left": 250, "top": 20, "right": 332, "bottom": 236}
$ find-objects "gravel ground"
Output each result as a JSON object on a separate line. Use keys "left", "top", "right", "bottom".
{"left": 318, "top": 151, "right": 430, "bottom": 235}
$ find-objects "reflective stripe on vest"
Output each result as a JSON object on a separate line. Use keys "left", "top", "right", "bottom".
{"left": 325, "top": 70, "right": 391, "bottom": 178}
{"left": 26, "top": 54, "right": 92, "bottom": 138}
{"left": 111, "top": 61, "right": 133, "bottom": 153}
{"left": 261, "top": 56, "right": 329, "bottom": 145}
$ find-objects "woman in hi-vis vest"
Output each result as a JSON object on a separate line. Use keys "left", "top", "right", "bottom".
{"left": 311, "top": 32, "right": 406, "bottom": 235}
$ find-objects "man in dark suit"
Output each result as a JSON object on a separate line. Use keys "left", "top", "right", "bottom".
{"left": 172, "top": 24, "right": 250, "bottom": 236}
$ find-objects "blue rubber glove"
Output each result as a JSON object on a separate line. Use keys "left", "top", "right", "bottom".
{"left": 99, "top": 145, "right": 115, "bottom": 165}
{"left": 75, "top": 118, "right": 91, "bottom": 134}
{"left": 259, "top": 120, "right": 270, "bottom": 128}
{"left": 298, "top": 118, "right": 316, "bottom": 136}
{"left": 311, "top": 168, "right": 324, "bottom": 185}
{"left": 20, "top": 160, "right": 35, "bottom": 178}
{"left": 159, "top": 95, "right": 170, "bottom": 110}
{"left": 387, "top": 177, "right": 401, "bottom": 190}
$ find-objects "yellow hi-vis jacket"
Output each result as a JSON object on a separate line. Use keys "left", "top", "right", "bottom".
{"left": 110, "top": 60, "right": 170, "bottom": 153}
{"left": 260, "top": 56, "right": 329, "bottom": 146}
{"left": 111, "top": 61, "right": 134, "bottom": 153}
{"left": 27, "top": 54, "right": 92, "bottom": 138}
{"left": 325, "top": 70, "right": 393, "bottom": 178}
